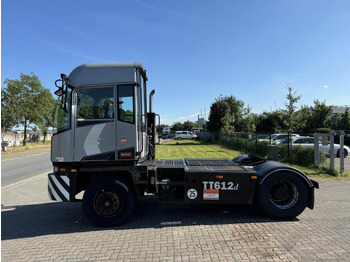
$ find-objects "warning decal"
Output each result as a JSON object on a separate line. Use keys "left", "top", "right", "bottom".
{"left": 203, "top": 189, "right": 219, "bottom": 200}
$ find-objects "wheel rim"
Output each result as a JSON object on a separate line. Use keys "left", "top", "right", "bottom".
{"left": 93, "top": 189, "right": 123, "bottom": 217}
{"left": 269, "top": 180, "right": 299, "bottom": 209}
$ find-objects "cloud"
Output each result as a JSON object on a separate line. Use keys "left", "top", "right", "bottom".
{"left": 324, "top": 85, "right": 329, "bottom": 89}
{"left": 134, "top": 1, "right": 205, "bottom": 22}
{"left": 31, "top": 38, "right": 111, "bottom": 62}
{"left": 161, "top": 112, "right": 200, "bottom": 125}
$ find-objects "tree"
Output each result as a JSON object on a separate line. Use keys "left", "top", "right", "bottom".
{"left": 207, "top": 95, "right": 245, "bottom": 133}
{"left": 239, "top": 106, "right": 256, "bottom": 133}
{"left": 207, "top": 99, "right": 233, "bottom": 133}
{"left": 330, "top": 113, "right": 341, "bottom": 130}
{"left": 283, "top": 86, "right": 301, "bottom": 133}
{"left": 308, "top": 100, "right": 333, "bottom": 132}
{"left": 339, "top": 108, "right": 350, "bottom": 130}
{"left": 183, "top": 121, "right": 195, "bottom": 131}
{"left": 1, "top": 91, "right": 20, "bottom": 140}
{"left": 171, "top": 122, "right": 184, "bottom": 131}
{"left": 223, "top": 96, "right": 245, "bottom": 131}
{"left": 37, "top": 92, "right": 55, "bottom": 142}
{"left": 2, "top": 73, "right": 54, "bottom": 145}
{"left": 297, "top": 105, "right": 312, "bottom": 132}
{"left": 255, "top": 110, "right": 286, "bottom": 133}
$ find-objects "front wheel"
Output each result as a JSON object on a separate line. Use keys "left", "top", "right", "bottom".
{"left": 257, "top": 172, "right": 310, "bottom": 220}
{"left": 83, "top": 176, "right": 135, "bottom": 227}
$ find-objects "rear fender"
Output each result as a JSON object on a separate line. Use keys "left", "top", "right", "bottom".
{"left": 253, "top": 161, "right": 318, "bottom": 210}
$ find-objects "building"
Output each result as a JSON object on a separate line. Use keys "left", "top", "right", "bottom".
{"left": 162, "top": 126, "right": 172, "bottom": 135}
{"left": 331, "top": 105, "right": 350, "bottom": 115}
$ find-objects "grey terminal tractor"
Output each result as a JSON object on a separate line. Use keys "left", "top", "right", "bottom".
{"left": 49, "top": 63, "right": 319, "bottom": 227}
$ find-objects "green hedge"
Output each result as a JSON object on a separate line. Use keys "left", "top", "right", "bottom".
{"left": 218, "top": 133, "right": 326, "bottom": 167}
{"left": 277, "top": 145, "right": 326, "bottom": 166}
{"left": 218, "top": 133, "right": 268, "bottom": 157}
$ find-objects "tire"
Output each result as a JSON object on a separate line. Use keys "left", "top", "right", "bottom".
{"left": 82, "top": 176, "right": 135, "bottom": 227}
{"left": 257, "top": 172, "right": 310, "bottom": 220}
{"left": 337, "top": 149, "right": 348, "bottom": 158}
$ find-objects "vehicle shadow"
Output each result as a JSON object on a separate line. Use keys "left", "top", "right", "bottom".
{"left": 1, "top": 197, "right": 298, "bottom": 241}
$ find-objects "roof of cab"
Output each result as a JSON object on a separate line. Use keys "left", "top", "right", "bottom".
{"left": 67, "top": 63, "right": 145, "bottom": 87}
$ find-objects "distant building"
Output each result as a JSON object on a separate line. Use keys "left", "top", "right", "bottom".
{"left": 331, "top": 105, "right": 350, "bottom": 114}
{"left": 162, "top": 126, "right": 172, "bottom": 135}
{"left": 195, "top": 117, "right": 206, "bottom": 127}
{"left": 1, "top": 130, "right": 53, "bottom": 146}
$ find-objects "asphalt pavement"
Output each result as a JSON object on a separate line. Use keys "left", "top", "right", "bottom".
{"left": 1, "top": 153, "right": 52, "bottom": 187}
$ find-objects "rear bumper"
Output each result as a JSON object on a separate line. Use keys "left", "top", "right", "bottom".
{"left": 48, "top": 173, "right": 72, "bottom": 202}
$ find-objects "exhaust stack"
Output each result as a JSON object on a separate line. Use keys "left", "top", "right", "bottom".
{"left": 149, "top": 89, "right": 155, "bottom": 113}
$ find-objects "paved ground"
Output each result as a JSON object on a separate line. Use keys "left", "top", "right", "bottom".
{"left": 2, "top": 175, "right": 350, "bottom": 261}
{"left": 326, "top": 156, "right": 350, "bottom": 172}
{"left": 1, "top": 153, "right": 52, "bottom": 186}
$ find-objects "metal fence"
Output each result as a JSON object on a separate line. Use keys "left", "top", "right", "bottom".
{"left": 196, "top": 131, "right": 349, "bottom": 172}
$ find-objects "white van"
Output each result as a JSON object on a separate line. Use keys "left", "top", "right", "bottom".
{"left": 175, "top": 131, "right": 197, "bottom": 140}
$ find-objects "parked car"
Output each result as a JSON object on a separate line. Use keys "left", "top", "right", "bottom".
{"left": 265, "top": 134, "right": 300, "bottom": 144}
{"left": 175, "top": 131, "right": 197, "bottom": 140}
{"left": 1, "top": 140, "right": 13, "bottom": 147}
{"left": 280, "top": 136, "right": 349, "bottom": 158}
{"left": 257, "top": 135, "right": 269, "bottom": 141}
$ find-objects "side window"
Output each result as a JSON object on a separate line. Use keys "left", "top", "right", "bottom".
{"left": 294, "top": 139, "right": 303, "bottom": 144}
{"left": 182, "top": 131, "right": 187, "bottom": 134}
{"left": 140, "top": 75, "right": 146, "bottom": 131}
{"left": 77, "top": 87, "right": 114, "bottom": 120}
{"left": 118, "top": 85, "right": 134, "bottom": 124}
{"left": 306, "top": 138, "right": 314, "bottom": 144}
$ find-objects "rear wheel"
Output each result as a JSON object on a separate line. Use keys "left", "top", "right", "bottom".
{"left": 83, "top": 176, "right": 135, "bottom": 227}
{"left": 257, "top": 172, "right": 310, "bottom": 220}
{"left": 337, "top": 149, "right": 348, "bottom": 158}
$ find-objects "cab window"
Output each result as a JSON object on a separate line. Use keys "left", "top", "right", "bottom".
{"left": 76, "top": 86, "right": 114, "bottom": 126}
{"left": 117, "top": 85, "right": 135, "bottom": 124}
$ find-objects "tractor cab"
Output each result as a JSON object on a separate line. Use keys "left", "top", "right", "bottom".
{"left": 52, "top": 63, "right": 155, "bottom": 164}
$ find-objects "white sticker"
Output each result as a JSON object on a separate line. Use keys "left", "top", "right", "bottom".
{"left": 55, "top": 157, "right": 64, "bottom": 162}
{"left": 203, "top": 189, "right": 219, "bottom": 200}
{"left": 187, "top": 189, "right": 198, "bottom": 200}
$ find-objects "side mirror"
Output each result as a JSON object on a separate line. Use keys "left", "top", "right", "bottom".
{"left": 54, "top": 88, "right": 63, "bottom": 96}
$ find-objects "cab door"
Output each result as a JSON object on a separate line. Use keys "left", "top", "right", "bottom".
{"left": 115, "top": 84, "right": 138, "bottom": 160}
{"left": 73, "top": 85, "right": 116, "bottom": 161}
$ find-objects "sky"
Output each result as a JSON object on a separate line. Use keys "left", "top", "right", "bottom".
{"left": 2, "top": 0, "right": 350, "bottom": 125}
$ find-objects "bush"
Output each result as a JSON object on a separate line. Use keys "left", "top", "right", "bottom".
{"left": 277, "top": 145, "right": 326, "bottom": 166}
{"left": 218, "top": 133, "right": 268, "bottom": 157}
{"left": 320, "top": 166, "right": 340, "bottom": 176}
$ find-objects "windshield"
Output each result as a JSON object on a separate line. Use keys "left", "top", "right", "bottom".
{"left": 53, "top": 85, "right": 72, "bottom": 134}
